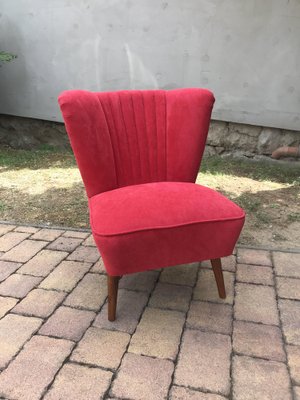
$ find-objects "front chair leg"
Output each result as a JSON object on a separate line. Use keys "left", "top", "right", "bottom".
{"left": 107, "top": 275, "right": 120, "bottom": 321}
{"left": 210, "top": 258, "right": 226, "bottom": 299}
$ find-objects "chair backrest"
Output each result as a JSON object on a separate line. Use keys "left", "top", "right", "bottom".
{"left": 58, "top": 88, "right": 215, "bottom": 198}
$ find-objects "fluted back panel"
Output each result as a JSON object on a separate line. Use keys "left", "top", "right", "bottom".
{"left": 59, "top": 88, "right": 214, "bottom": 197}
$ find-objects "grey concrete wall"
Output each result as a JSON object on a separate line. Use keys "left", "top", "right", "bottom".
{"left": 0, "top": 0, "right": 299, "bottom": 130}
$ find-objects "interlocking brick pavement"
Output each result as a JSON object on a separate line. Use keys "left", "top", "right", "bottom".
{"left": 0, "top": 223, "right": 299, "bottom": 399}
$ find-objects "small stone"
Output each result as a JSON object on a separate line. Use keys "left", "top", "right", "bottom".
{"left": 0, "top": 274, "right": 42, "bottom": 298}
{"left": 44, "top": 363, "right": 112, "bottom": 400}
{"left": 129, "top": 307, "right": 185, "bottom": 360}
{"left": 236, "top": 264, "right": 274, "bottom": 285}
{"left": 39, "top": 261, "right": 91, "bottom": 292}
{"left": 175, "top": 329, "right": 231, "bottom": 395}
{"left": 0, "top": 232, "right": 30, "bottom": 252}
{"left": 0, "top": 296, "right": 18, "bottom": 318}
{"left": 234, "top": 283, "right": 279, "bottom": 325}
{"left": 0, "top": 261, "right": 21, "bottom": 282}
{"left": 149, "top": 282, "right": 192, "bottom": 312}
{"left": 233, "top": 321, "right": 285, "bottom": 361}
{"left": 277, "top": 277, "right": 300, "bottom": 300}
{"left": 119, "top": 270, "right": 159, "bottom": 293}
{"left": 71, "top": 327, "right": 130, "bottom": 370}
{"left": 67, "top": 246, "right": 99, "bottom": 263}
{"left": 12, "top": 289, "right": 66, "bottom": 318}
{"left": 170, "top": 386, "right": 227, "bottom": 400}
{"left": 187, "top": 301, "right": 232, "bottom": 335}
{"left": 111, "top": 353, "right": 174, "bottom": 400}
{"left": 0, "top": 335, "right": 73, "bottom": 400}
{"left": 232, "top": 355, "right": 292, "bottom": 400}
{"left": 39, "top": 306, "right": 95, "bottom": 341}
{"left": 0, "top": 314, "right": 42, "bottom": 369}
{"left": 159, "top": 263, "right": 199, "bottom": 286}
{"left": 1, "top": 240, "right": 47, "bottom": 263}
{"left": 287, "top": 345, "right": 300, "bottom": 385}
{"left": 47, "top": 237, "right": 83, "bottom": 252}
{"left": 279, "top": 300, "right": 300, "bottom": 345}
{"left": 18, "top": 250, "right": 68, "bottom": 277}
{"left": 237, "top": 248, "right": 272, "bottom": 266}
{"left": 64, "top": 273, "right": 107, "bottom": 311}
{"left": 273, "top": 252, "right": 300, "bottom": 278}
{"left": 31, "top": 229, "right": 63, "bottom": 241}
{"left": 94, "top": 289, "right": 148, "bottom": 334}
{"left": 194, "top": 269, "right": 234, "bottom": 304}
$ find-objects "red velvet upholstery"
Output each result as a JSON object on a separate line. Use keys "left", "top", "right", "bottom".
{"left": 58, "top": 88, "right": 245, "bottom": 276}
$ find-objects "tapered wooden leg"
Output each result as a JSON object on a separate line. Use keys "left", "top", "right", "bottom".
{"left": 211, "top": 258, "right": 226, "bottom": 299}
{"left": 107, "top": 275, "right": 120, "bottom": 321}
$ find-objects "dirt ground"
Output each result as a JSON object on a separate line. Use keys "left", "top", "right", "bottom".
{"left": 0, "top": 147, "right": 299, "bottom": 250}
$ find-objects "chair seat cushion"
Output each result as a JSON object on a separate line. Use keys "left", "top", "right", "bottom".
{"left": 89, "top": 182, "right": 245, "bottom": 275}
{"left": 89, "top": 182, "right": 244, "bottom": 236}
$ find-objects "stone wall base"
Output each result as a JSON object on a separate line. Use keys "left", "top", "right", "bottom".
{"left": 0, "top": 114, "right": 299, "bottom": 158}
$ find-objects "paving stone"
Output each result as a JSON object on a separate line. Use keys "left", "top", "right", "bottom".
{"left": 279, "top": 300, "right": 300, "bottom": 345}
{"left": 236, "top": 263, "right": 274, "bottom": 285}
{"left": 90, "top": 257, "right": 106, "bottom": 274}
{"left": 159, "top": 263, "right": 199, "bottom": 286}
{"left": 194, "top": 269, "right": 234, "bottom": 304}
{"left": 0, "top": 232, "right": 30, "bottom": 252}
{"left": 0, "top": 261, "right": 21, "bottom": 282}
{"left": 67, "top": 245, "right": 100, "bottom": 263}
{"left": 0, "top": 224, "right": 16, "bottom": 236}
{"left": 232, "top": 355, "right": 292, "bottom": 400}
{"left": 294, "top": 386, "right": 300, "bottom": 400}
{"left": 0, "top": 335, "right": 73, "bottom": 400}
{"left": 62, "top": 230, "right": 90, "bottom": 239}
{"left": 94, "top": 289, "right": 148, "bottom": 334}
{"left": 276, "top": 277, "right": 300, "bottom": 300}
{"left": 64, "top": 273, "right": 107, "bottom": 311}
{"left": 31, "top": 228, "right": 63, "bottom": 241}
{"left": 129, "top": 307, "right": 185, "bottom": 359}
{"left": 82, "top": 234, "right": 96, "bottom": 246}
{"left": 71, "top": 327, "right": 130, "bottom": 369}
{"left": 273, "top": 252, "right": 300, "bottom": 278}
{"left": 0, "top": 274, "right": 42, "bottom": 298}
{"left": 187, "top": 301, "right": 232, "bottom": 334}
{"left": 119, "top": 270, "right": 159, "bottom": 293}
{"left": 149, "top": 282, "right": 192, "bottom": 312}
{"left": 1, "top": 240, "right": 47, "bottom": 263}
{"left": 111, "top": 353, "right": 173, "bottom": 400}
{"left": 233, "top": 321, "right": 285, "bottom": 361}
{"left": 12, "top": 289, "right": 66, "bottom": 318}
{"left": 170, "top": 386, "right": 227, "bottom": 400}
{"left": 44, "top": 363, "right": 112, "bottom": 400}
{"left": 234, "top": 283, "right": 279, "bottom": 325}
{"left": 287, "top": 345, "right": 300, "bottom": 385}
{"left": 201, "top": 256, "right": 236, "bottom": 272}
{"left": 18, "top": 250, "right": 68, "bottom": 277}
{"left": 0, "top": 314, "right": 42, "bottom": 369}
{"left": 47, "top": 236, "right": 83, "bottom": 252}
{"left": 175, "top": 329, "right": 231, "bottom": 395}
{"left": 39, "top": 261, "right": 91, "bottom": 292}
{"left": 237, "top": 248, "right": 272, "bottom": 266}
{"left": 0, "top": 296, "right": 18, "bottom": 318}
{"left": 14, "top": 226, "right": 39, "bottom": 234}
{"left": 39, "top": 306, "right": 95, "bottom": 341}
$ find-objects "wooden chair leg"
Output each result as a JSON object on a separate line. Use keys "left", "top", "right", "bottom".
{"left": 210, "top": 258, "right": 226, "bottom": 299}
{"left": 107, "top": 275, "right": 120, "bottom": 321}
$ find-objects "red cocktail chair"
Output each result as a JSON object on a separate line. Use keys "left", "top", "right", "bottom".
{"left": 58, "top": 88, "right": 245, "bottom": 321}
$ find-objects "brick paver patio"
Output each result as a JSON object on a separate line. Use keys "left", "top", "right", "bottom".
{"left": 0, "top": 222, "right": 299, "bottom": 399}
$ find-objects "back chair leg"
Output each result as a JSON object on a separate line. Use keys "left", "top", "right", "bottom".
{"left": 210, "top": 258, "right": 226, "bottom": 299}
{"left": 107, "top": 275, "right": 120, "bottom": 321}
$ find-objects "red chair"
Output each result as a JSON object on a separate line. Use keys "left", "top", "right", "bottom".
{"left": 58, "top": 88, "right": 245, "bottom": 321}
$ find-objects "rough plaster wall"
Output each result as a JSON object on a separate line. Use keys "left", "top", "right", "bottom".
{"left": 0, "top": 0, "right": 299, "bottom": 130}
